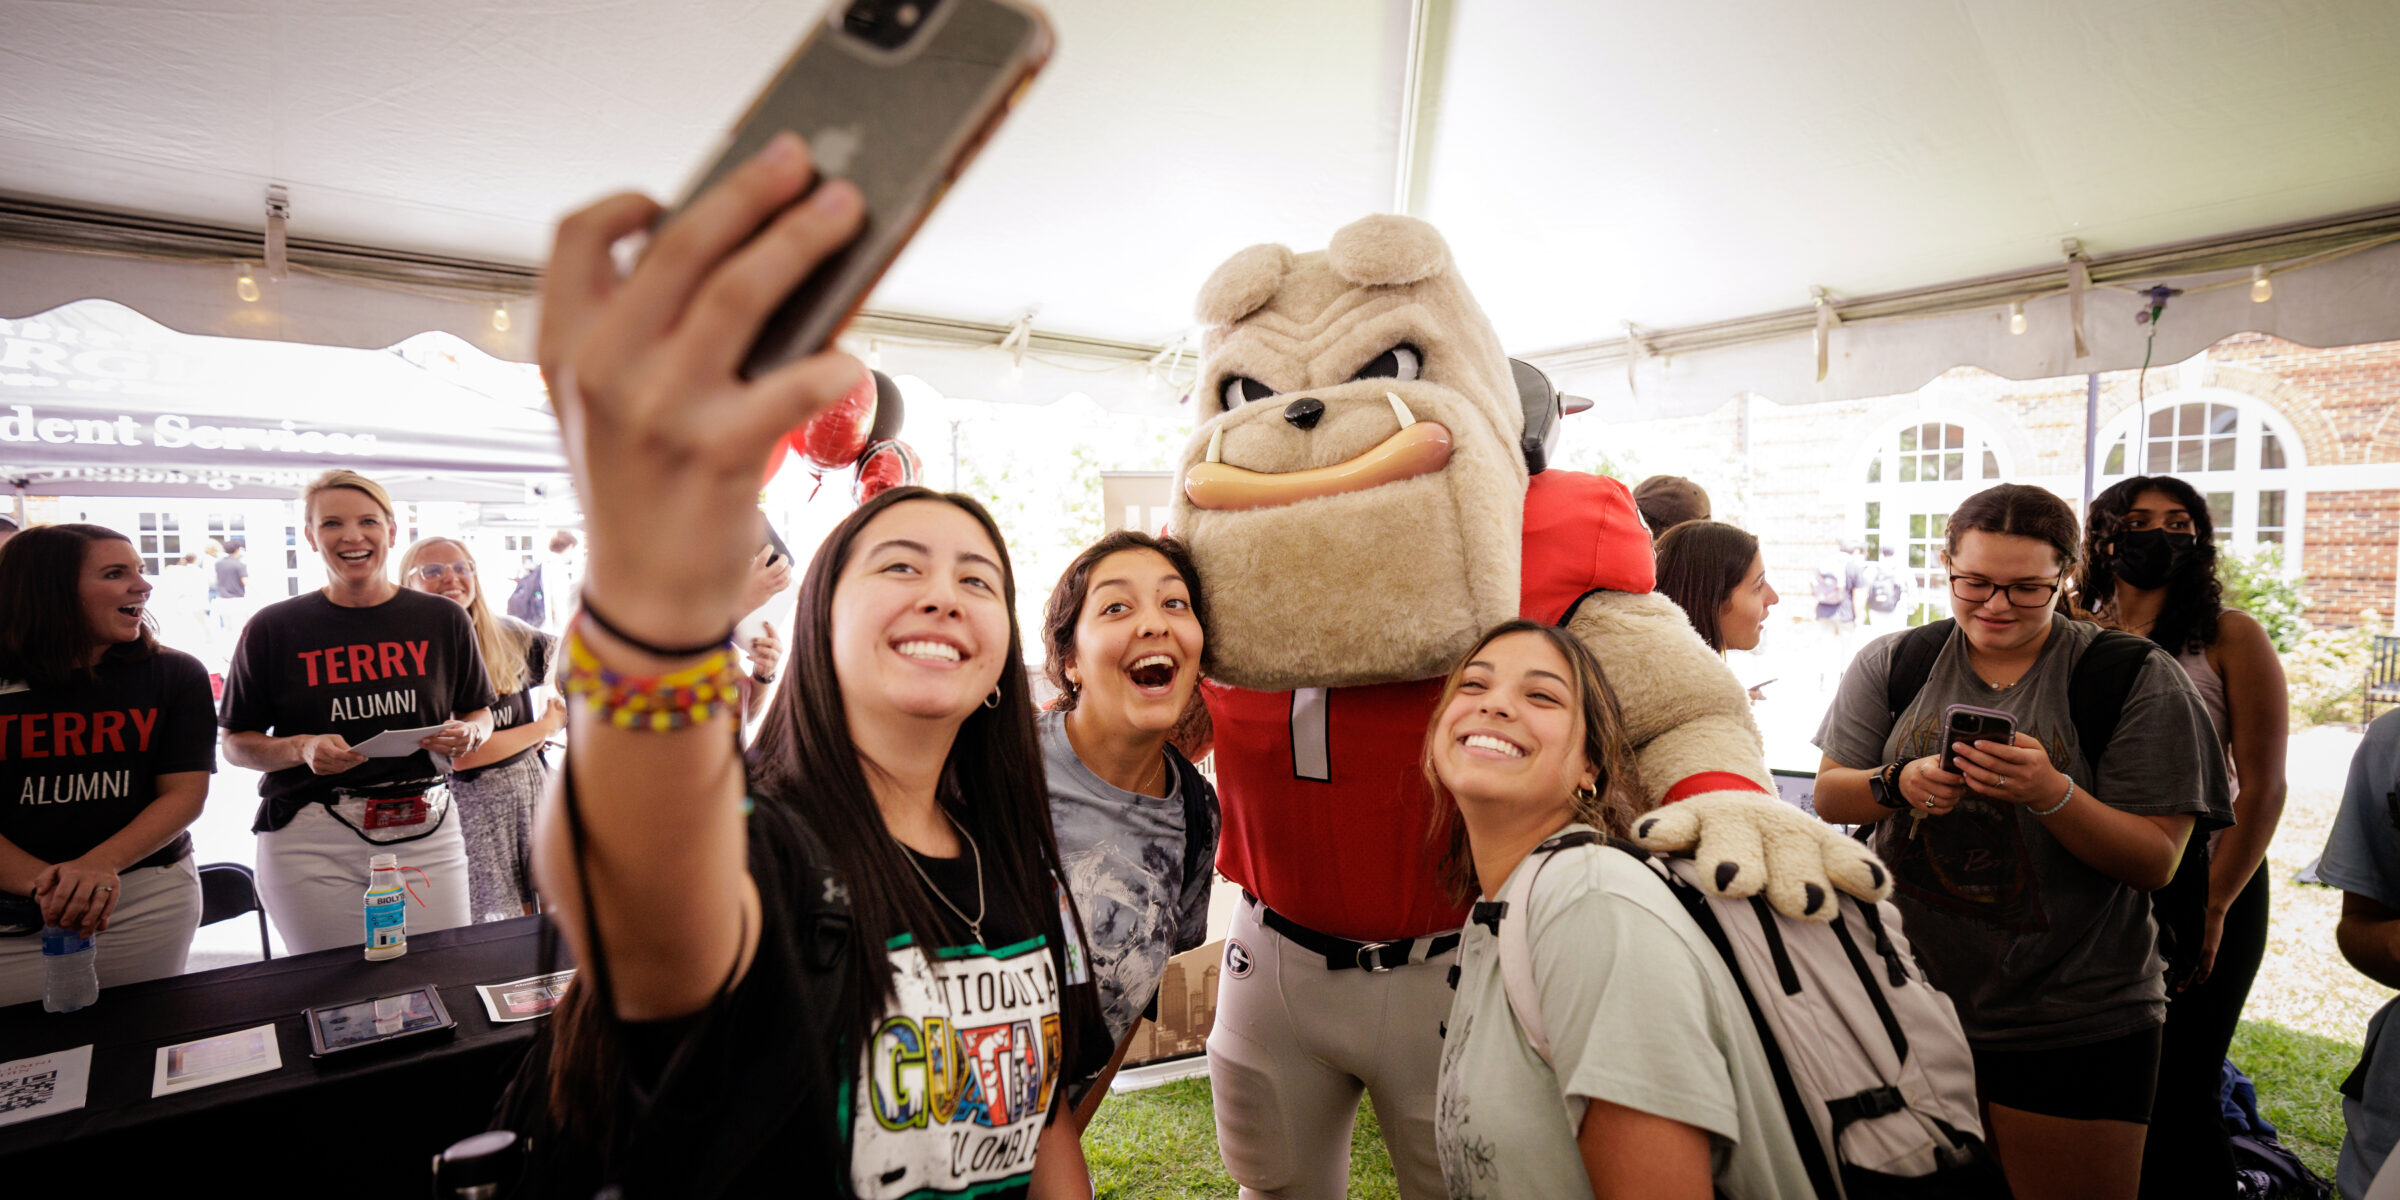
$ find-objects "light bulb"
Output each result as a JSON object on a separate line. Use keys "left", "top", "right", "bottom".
{"left": 868, "top": 341, "right": 882, "bottom": 370}
{"left": 1010, "top": 359, "right": 1024, "bottom": 382}
{"left": 236, "top": 265, "right": 260, "bottom": 304}
{"left": 491, "top": 304, "right": 511, "bottom": 333}
{"left": 2250, "top": 266, "right": 2272, "bottom": 303}
{"left": 2008, "top": 302, "right": 2026, "bottom": 336}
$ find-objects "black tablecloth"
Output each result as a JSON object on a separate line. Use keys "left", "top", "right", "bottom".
{"left": 0, "top": 917, "right": 569, "bottom": 1195}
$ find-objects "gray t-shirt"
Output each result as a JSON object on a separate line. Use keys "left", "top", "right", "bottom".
{"left": 1813, "top": 615, "right": 2230, "bottom": 1049}
{"left": 1039, "top": 709, "right": 1215, "bottom": 1051}
{"left": 1436, "top": 825, "right": 1816, "bottom": 1199}
{"left": 2313, "top": 711, "right": 2400, "bottom": 1200}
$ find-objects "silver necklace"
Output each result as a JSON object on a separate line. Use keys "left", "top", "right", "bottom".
{"left": 898, "top": 810, "right": 986, "bottom": 946}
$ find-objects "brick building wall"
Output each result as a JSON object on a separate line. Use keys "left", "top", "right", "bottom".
{"left": 1557, "top": 334, "right": 2400, "bottom": 627}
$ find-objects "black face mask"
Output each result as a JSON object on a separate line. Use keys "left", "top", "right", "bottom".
{"left": 2108, "top": 527, "right": 2198, "bottom": 590}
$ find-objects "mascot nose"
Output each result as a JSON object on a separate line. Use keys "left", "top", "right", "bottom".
{"left": 1282, "top": 397, "right": 1325, "bottom": 430}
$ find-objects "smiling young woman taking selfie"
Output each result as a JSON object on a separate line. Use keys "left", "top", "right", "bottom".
{"left": 1809, "top": 483, "right": 2231, "bottom": 1200}
{"left": 518, "top": 133, "right": 1103, "bottom": 1197}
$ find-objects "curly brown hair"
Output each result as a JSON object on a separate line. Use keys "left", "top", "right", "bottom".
{"left": 1422, "top": 620, "right": 1645, "bottom": 906}
{"left": 1039, "top": 530, "right": 1208, "bottom": 711}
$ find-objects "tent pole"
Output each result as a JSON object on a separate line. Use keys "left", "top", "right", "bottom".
{"left": 2082, "top": 373, "right": 2100, "bottom": 504}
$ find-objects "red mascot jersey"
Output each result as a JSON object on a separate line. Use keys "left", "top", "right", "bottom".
{"left": 1205, "top": 471, "right": 1658, "bottom": 941}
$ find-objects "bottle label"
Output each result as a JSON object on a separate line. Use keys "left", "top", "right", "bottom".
{"left": 41, "top": 929, "right": 94, "bottom": 956}
{"left": 365, "top": 891, "right": 407, "bottom": 948}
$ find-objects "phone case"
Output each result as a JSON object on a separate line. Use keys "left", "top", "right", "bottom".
{"left": 1939, "top": 702, "right": 2016, "bottom": 773}
{"left": 672, "top": 0, "right": 1055, "bottom": 377}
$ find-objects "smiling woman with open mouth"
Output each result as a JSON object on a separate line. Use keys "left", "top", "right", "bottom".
{"left": 1036, "top": 530, "right": 1222, "bottom": 1134}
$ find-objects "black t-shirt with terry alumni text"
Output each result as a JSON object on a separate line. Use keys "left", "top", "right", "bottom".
{"left": 219, "top": 589, "right": 496, "bottom": 832}
{"left": 0, "top": 648, "right": 216, "bottom": 871}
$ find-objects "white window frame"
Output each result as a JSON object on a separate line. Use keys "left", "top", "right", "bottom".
{"left": 1855, "top": 414, "right": 2018, "bottom": 618}
{"left": 2092, "top": 386, "right": 2303, "bottom": 571}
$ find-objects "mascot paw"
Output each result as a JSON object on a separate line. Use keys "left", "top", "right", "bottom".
{"left": 1633, "top": 791, "right": 1893, "bottom": 922}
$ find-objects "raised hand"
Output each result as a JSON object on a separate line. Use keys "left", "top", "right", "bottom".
{"left": 540, "top": 132, "right": 866, "bottom": 650}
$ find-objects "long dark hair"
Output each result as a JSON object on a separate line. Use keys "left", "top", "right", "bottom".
{"left": 0, "top": 524, "right": 158, "bottom": 688}
{"left": 1422, "top": 620, "right": 1645, "bottom": 906}
{"left": 748, "top": 486, "right": 1092, "bottom": 1063}
{"left": 1653, "top": 520, "right": 1759, "bottom": 653}
{"left": 2075, "top": 475, "right": 2225, "bottom": 654}
{"left": 1040, "top": 529, "right": 1208, "bottom": 710}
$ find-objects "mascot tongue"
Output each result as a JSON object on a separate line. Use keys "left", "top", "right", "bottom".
{"left": 1185, "top": 419, "right": 1453, "bottom": 512}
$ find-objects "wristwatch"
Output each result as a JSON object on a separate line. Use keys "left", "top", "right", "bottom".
{"left": 1869, "top": 761, "right": 1910, "bottom": 810}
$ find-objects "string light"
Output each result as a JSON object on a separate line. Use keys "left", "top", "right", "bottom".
{"left": 868, "top": 340, "right": 882, "bottom": 370}
{"left": 2008, "top": 301, "right": 2026, "bottom": 336}
{"left": 2250, "top": 265, "right": 2273, "bottom": 303}
{"left": 235, "top": 264, "right": 260, "bottom": 303}
{"left": 491, "top": 303, "right": 511, "bottom": 333}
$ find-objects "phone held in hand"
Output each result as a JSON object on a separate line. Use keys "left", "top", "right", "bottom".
{"left": 1939, "top": 703, "right": 2016, "bottom": 775}
{"left": 670, "top": 0, "right": 1054, "bottom": 378}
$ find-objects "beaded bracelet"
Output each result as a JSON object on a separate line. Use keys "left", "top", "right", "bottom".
{"left": 561, "top": 624, "right": 746, "bottom": 732}
{"left": 2031, "top": 778, "right": 2075, "bottom": 817}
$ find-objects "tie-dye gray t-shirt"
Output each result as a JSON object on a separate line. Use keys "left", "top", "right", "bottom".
{"left": 1040, "top": 709, "right": 1216, "bottom": 1054}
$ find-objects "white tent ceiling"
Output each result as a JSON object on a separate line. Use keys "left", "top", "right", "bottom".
{"left": 3, "top": 0, "right": 2398, "bottom": 414}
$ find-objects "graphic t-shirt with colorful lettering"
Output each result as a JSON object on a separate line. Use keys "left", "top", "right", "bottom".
{"left": 847, "top": 846, "right": 1105, "bottom": 1199}
{"left": 218, "top": 589, "right": 495, "bottom": 831}
{"left": 0, "top": 648, "right": 216, "bottom": 870}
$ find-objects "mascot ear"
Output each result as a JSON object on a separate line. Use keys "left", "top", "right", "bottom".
{"left": 1196, "top": 243, "right": 1294, "bottom": 327}
{"left": 1326, "top": 214, "right": 1452, "bottom": 287}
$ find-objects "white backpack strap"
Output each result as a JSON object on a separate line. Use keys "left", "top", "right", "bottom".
{"left": 1497, "top": 833, "right": 1605, "bottom": 1068}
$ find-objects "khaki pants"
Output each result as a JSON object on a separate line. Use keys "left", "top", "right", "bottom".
{"left": 1206, "top": 898, "right": 1455, "bottom": 1200}
{"left": 257, "top": 801, "right": 472, "bottom": 955}
{"left": 0, "top": 855, "right": 201, "bottom": 1008}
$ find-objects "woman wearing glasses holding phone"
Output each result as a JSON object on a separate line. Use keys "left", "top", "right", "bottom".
{"left": 1808, "top": 483, "right": 2229, "bottom": 1200}
{"left": 400, "top": 537, "right": 566, "bottom": 921}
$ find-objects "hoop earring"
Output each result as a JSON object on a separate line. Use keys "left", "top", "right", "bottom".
{"left": 1572, "top": 784, "right": 1597, "bottom": 804}
{"left": 983, "top": 687, "right": 1002, "bottom": 709}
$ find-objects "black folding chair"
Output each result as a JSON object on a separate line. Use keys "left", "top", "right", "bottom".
{"left": 197, "top": 862, "right": 272, "bottom": 960}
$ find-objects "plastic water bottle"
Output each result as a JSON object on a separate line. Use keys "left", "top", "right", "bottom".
{"left": 41, "top": 926, "right": 99, "bottom": 1012}
{"left": 365, "top": 853, "right": 407, "bottom": 960}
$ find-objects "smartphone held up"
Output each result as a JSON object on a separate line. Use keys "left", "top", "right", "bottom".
{"left": 670, "top": 0, "right": 1053, "bottom": 378}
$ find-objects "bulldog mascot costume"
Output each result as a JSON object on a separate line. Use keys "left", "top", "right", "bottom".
{"left": 1170, "top": 214, "right": 1890, "bottom": 1198}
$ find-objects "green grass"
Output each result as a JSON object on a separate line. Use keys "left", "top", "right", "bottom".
{"left": 1084, "top": 1076, "right": 1401, "bottom": 1199}
{"left": 2234, "top": 1018, "right": 2355, "bottom": 1185}
{"left": 1082, "top": 1025, "right": 2358, "bottom": 1197}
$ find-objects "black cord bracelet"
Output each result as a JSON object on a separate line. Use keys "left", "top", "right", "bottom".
{"left": 577, "top": 593, "right": 735, "bottom": 660}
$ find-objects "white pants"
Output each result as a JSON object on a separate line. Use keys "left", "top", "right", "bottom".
{"left": 0, "top": 855, "right": 201, "bottom": 1008}
{"left": 1206, "top": 899, "right": 1455, "bottom": 1200}
{"left": 257, "top": 801, "right": 472, "bottom": 955}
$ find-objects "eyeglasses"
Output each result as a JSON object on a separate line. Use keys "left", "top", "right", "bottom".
{"left": 1948, "top": 575, "right": 2060, "bottom": 608}
{"left": 412, "top": 563, "right": 475, "bottom": 582}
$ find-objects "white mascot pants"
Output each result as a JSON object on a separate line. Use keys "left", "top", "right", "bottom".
{"left": 1208, "top": 897, "right": 1455, "bottom": 1200}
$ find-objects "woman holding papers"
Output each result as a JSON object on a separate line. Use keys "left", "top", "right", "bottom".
{"left": 219, "top": 470, "right": 495, "bottom": 953}
{"left": 0, "top": 524, "right": 216, "bottom": 1005}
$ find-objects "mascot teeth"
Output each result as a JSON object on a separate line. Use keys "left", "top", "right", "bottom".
{"left": 1385, "top": 391, "right": 1417, "bottom": 430}
{"left": 1205, "top": 425, "right": 1224, "bottom": 465}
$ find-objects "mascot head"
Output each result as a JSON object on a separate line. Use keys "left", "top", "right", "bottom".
{"left": 1171, "top": 214, "right": 1527, "bottom": 691}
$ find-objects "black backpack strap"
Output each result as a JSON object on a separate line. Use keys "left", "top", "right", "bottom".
{"left": 1168, "top": 747, "right": 1218, "bottom": 906}
{"left": 1884, "top": 619, "right": 1955, "bottom": 721}
{"left": 2065, "top": 629, "right": 2155, "bottom": 767}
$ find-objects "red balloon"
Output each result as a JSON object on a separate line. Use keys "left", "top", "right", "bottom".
{"left": 804, "top": 366, "right": 879, "bottom": 471}
{"left": 761, "top": 427, "right": 805, "bottom": 486}
{"left": 852, "top": 439, "right": 923, "bottom": 504}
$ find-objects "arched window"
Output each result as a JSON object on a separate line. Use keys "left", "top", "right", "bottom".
{"left": 1858, "top": 418, "right": 2013, "bottom": 622}
{"left": 2093, "top": 389, "right": 2301, "bottom": 557}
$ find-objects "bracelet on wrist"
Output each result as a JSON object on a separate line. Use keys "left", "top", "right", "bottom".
{"left": 578, "top": 593, "right": 736, "bottom": 660}
{"left": 562, "top": 624, "right": 745, "bottom": 733}
{"left": 2031, "top": 777, "right": 2075, "bottom": 817}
